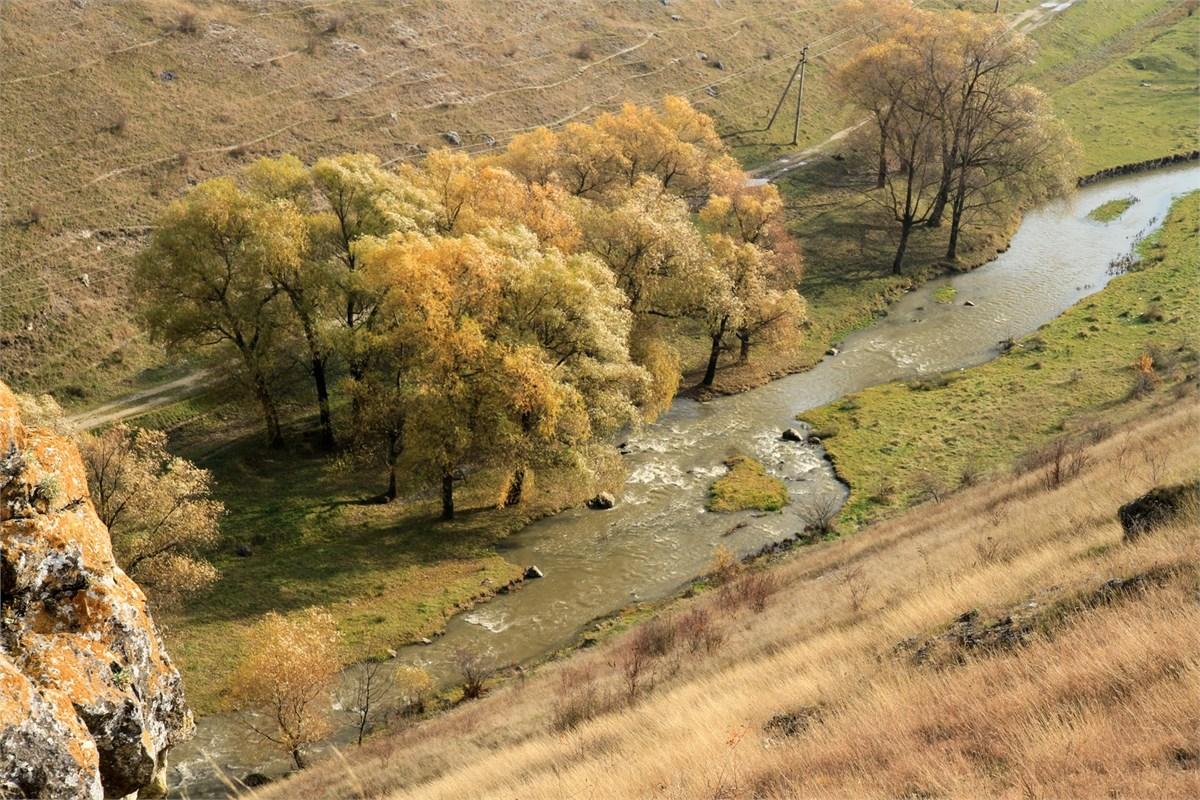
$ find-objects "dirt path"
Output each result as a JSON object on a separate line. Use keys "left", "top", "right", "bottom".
{"left": 67, "top": 368, "right": 215, "bottom": 431}
{"left": 750, "top": 0, "right": 1079, "bottom": 184}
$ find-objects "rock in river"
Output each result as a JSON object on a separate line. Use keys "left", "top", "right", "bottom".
{"left": 781, "top": 428, "right": 803, "bottom": 442}
{"left": 523, "top": 565, "right": 544, "bottom": 580}
{"left": 587, "top": 492, "right": 616, "bottom": 510}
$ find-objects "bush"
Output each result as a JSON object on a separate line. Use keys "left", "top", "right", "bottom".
{"left": 1130, "top": 352, "right": 1162, "bottom": 397}
{"left": 677, "top": 607, "right": 722, "bottom": 654}
{"left": 719, "top": 569, "right": 780, "bottom": 613}
{"left": 801, "top": 493, "right": 840, "bottom": 534}
{"left": 630, "top": 616, "right": 677, "bottom": 660}
{"left": 175, "top": 9, "right": 199, "bottom": 34}
{"left": 551, "top": 663, "right": 602, "bottom": 730}
{"left": 1017, "top": 436, "right": 1089, "bottom": 490}
{"left": 454, "top": 649, "right": 493, "bottom": 700}
{"left": 571, "top": 42, "right": 594, "bottom": 60}
{"left": 910, "top": 469, "right": 948, "bottom": 504}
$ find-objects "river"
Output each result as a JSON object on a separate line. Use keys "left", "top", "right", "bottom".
{"left": 169, "top": 163, "right": 1200, "bottom": 796}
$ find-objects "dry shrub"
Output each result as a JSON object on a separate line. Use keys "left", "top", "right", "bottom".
{"left": 175, "top": 8, "right": 199, "bottom": 34}
{"left": 720, "top": 569, "right": 780, "bottom": 613}
{"left": 910, "top": 469, "right": 948, "bottom": 504}
{"left": 958, "top": 458, "right": 984, "bottom": 488}
{"left": 1017, "top": 436, "right": 1089, "bottom": 490}
{"left": 631, "top": 616, "right": 678, "bottom": 660}
{"left": 323, "top": 13, "right": 346, "bottom": 35}
{"left": 677, "top": 607, "right": 723, "bottom": 654}
{"left": 571, "top": 42, "right": 594, "bottom": 60}
{"left": 974, "top": 534, "right": 1005, "bottom": 565}
{"left": 840, "top": 565, "right": 871, "bottom": 614}
{"left": 454, "top": 649, "right": 493, "bottom": 700}
{"left": 801, "top": 493, "right": 840, "bottom": 534}
{"left": 707, "top": 544, "right": 740, "bottom": 584}
{"left": 104, "top": 112, "right": 127, "bottom": 135}
{"left": 1130, "top": 352, "right": 1162, "bottom": 397}
{"left": 552, "top": 663, "right": 603, "bottom": 730}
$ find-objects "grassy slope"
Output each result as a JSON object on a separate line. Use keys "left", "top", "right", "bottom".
{"left": 0, "top": 0, "right": 855, "bottom": 400}
{"left": 803, "top": 191, "right": 1200, "bottom": 528}
{"left": 1028, "top": 0, "right": 1200, "bottom": 173}
{"left": 257, "top": 399, "right": 1200, "bottom": 800}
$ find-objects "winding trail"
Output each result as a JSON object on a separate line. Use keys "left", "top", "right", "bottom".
{"left": 66, "top": 369, "right": 214, "bottom": 431}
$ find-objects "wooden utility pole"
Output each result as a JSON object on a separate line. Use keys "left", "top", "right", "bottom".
{"left": 790, "top": 44, "right": 809, "bottom": 145}
{"left": 764, "top": 46, "right": 807, "bottom": 132}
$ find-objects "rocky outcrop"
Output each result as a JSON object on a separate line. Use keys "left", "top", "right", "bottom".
{"left": 1118, "top": 481, "right": 1200, "bottom": 540}
{"left": 1, "top": 382, "right": 193, "bottom": 799}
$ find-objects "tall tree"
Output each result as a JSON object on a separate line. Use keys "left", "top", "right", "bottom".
{"left": 136, "top": 178, "right": 296, "bottom": 446}
{"left": 244, "top": 155, "right": 340, "bottom": 449}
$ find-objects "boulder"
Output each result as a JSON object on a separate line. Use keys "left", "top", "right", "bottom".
{"left": 781, "top": 428, "right": 803, "bottom": 442}
{"left": 587, "top": 492, "right": 616, "bottom": 510}
{"left": 443, "top": 130, "right": 462, "bottom": 146}
{"left": 1118, "top": 482, "right": 1200, "bottom": 540}
{"left": 523, "top": 565, "right": 544, "bottom": 580}
{"left": 963, "top": 300, "right": 976, "bottom": 307}
{"left": 0, "top": 381, "right": 193, "bottom": 798}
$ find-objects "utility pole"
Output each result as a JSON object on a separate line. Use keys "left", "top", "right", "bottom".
{"left": 764, "top": 45, "right": 807, "bottom": 132}
{"left": 790, "top": 44, "right": 808, "bottom": 145}
{"left": 994, "top": 0, "right": 1000, "bottom": 11}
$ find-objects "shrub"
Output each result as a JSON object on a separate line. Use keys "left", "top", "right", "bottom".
{"left": 910, "top": 469, "right": 948, "bottom": 504}
{"left": 1140, "top": 301, "right": 1165, "bottom": 323}
{"left": 707, "top": 544, "right": 740, "bottom": 584}
{"left": 175, "top": 9, "right": 199, "bottom": 34}
{"left": 958, "top": 458, "right": 984, "bottom": 488}
{"left": 801, "top": 493, "right": 840, "bottom": 534}
{"left": 677, "top": 607, "right": 722, "bottom": 654}
{"left": 841, "top": 565, "right": 871, "bottom": 614}
{"left": 551, "top": 663, "right": 602, "bottom": 730}
{"left": 454, "top": 649, "right": 493, "bottom": 700}
{"left": 1130, "top": 352, "right": 1161, "bottom": 397}
{"left": 719, "top": 569, "right": 780, "bottom": 613}
{"left": 1017, "top": 436, "right": 1089, "bottom": 490}
{"left": 571, "top": 42, "right": 594, "bottom": 60}
{"left": 631, "top": 616, "right": 678, "bottom": 660}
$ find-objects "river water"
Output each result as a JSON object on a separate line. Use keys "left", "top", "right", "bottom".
{"left": 169, "top": 163, "right": 1200, "bottom": 796}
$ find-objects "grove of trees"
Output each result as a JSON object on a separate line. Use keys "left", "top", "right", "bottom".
{"left": 136, "top": 98, "right": 805, "bottom": 518}
{"left": 839, "top": 1, "right": 1077, "bottom": 272}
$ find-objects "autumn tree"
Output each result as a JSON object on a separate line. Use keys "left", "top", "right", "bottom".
{"left": 230, "top": 608, "right": 341, "bottom": 769}
{"left": 310, "top": 154, "right": 436, "bottom": 424}
{"left": 79, "top": 424, "right": 223, "bottom": 607}
{"left": 136, "top": 178, "right": 296, "bottom": 446}
{"left": 840, "top": 7, "right": 1075, "bottom": 269}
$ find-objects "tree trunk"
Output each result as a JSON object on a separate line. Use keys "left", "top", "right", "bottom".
{"left": 892, "top": 218, "right": 912, "bottom": 276}
{"left": 876, "top": 138, "right": 887, "bottom": 189}
{"left": 441, "top": 471, "right": 455, "bottom": 520}
{"left": 946, "top": 170, "right": 969, "bottom": 261}
{"left": 311, "top": 355, "right": 335, "bottom": 450}
{"left": 927, "top": 144, "right": 958, "bottom": 228}
{"left": 702, "top": 318, "right": 727, "bottom": 387}
{"left": 252, "top": 370, "right": 284, "bottom": 448}
{"left": 737, "top": 331, "right": 751, "bottom": 364}
{"left": 383, "top": 431, "right": 401, "bottom": 502}
{"left": 504, "top": 465, "right": 526, "bottom": 507}
{"left": 291, "top": 748, "right": 306, "bottom": 770}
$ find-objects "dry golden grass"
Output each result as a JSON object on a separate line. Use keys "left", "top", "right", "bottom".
{"left": 255, "top": 393, "right": 1200, "bottom": 799}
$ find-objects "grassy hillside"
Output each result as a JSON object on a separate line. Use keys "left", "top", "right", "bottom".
{"left": 255, "top": 395, "right": 1200, "bottom": 799}
{"left": 804, "top": 191, "right": 1200, "bottom": 527}
{"left": 0, "top": 0, "right": 860, "bottom": 399}
{"left": 1028, "top": 0, "right": 1200, "bottom": 173}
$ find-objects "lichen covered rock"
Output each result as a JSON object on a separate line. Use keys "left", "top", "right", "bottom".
{"left": 1, "top": 382, "right": 193, "bottom": 798}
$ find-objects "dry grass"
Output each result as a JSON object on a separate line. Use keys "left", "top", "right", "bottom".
{"left": 254, "top": 396, "right": 1200, "bottom": 799}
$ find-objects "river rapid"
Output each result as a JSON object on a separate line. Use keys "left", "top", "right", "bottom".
{"left": 169, "top": 163, "right": 1200, "bottom": 796}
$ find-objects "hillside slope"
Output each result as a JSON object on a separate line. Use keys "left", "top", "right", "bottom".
{"left": 256, "top": 392, "right": 1200, "bottom": 800}
{"left": 0, "top": 0, "right": 854, "bottom": 397}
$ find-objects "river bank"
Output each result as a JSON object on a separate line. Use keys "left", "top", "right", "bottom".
{"left": 167, "top": 159, "right": 1200, "bottom": 799}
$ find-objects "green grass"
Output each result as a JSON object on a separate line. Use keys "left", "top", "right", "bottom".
{"left": 933, "top": 285, "right": 958, "bottom": 304}
{"left": 707, "top": 455, "right": 789, "bottom": 512}
{"left": 1088, "top": 196, "right": 1140, "bottom": 222}
{"left": 162, "top": 436, "right": 621, "bottom": 714}
{"left": 1028, "top": 0, "right": 1200, "bottom": 173}
{"left": 802, "top": 190, "right": 1200, "bottom": 529}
